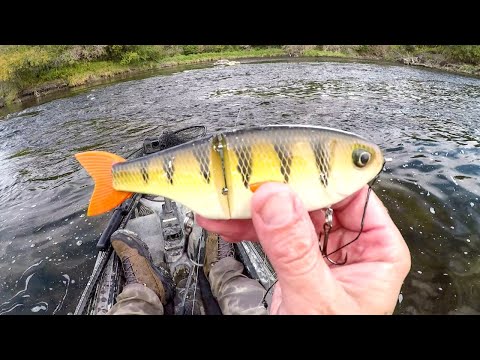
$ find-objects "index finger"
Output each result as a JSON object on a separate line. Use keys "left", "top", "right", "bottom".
{"left": 196, "top": 208, "right": 329, "bottom": 242}
{"left": 195, "top": 215, "right": 259, "bottom": 242}
{"left": 195, "top": 185, "right": 391, "bottom": 240}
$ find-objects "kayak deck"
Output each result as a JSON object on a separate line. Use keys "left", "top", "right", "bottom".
{"left": 75, "top": 126, "right": 277, "bottom": 315}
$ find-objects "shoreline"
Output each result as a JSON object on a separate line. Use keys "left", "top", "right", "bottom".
{"left": 1, "top": 50, "right": 479, "bottom": 110}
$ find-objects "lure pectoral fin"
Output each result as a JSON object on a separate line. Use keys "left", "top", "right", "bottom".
{"left": 75, "top": 151, "right": 133, "bottom": 216}
{"left": 249, "top": 181, "right": 280, "bottom": 193}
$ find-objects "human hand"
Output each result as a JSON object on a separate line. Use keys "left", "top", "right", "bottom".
{"left": 196, "top": 183, "right": 411, "bottom": 315}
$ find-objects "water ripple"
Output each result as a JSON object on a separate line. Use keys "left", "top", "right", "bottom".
{"left": 0, "top": 59, "right": 479, "bottom": 314}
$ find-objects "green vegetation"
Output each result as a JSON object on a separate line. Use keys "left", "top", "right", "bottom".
{"left": 0, "top": 45, "right": 284, "bottom": 104}
{"left": 303, "top": 49, "right": 348, "bottom": 57}
{"left": 1, "top": 45, "right": 479, "bottom": 107}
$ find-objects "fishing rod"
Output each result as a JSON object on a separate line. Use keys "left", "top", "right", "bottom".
{"left": 96, "top": 194, "right": 141, "bottom": 250}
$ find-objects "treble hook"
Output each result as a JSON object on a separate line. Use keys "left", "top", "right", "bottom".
{"left": 319, "top": 207, "right": 348, "bottom": 265}
{"left": 318, "top": 163, "right": 384, "bottom": 266}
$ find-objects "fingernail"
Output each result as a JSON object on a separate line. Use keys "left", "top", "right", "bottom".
{"left": 258, "top": 191, "right": 296, "bottom": 227}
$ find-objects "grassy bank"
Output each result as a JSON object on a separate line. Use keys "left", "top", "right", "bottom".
{"left": 0, "top": 46, "right": 285, "bottom": 104}
{"left": 1, "top": 45, "right": 479, "bottom": 107}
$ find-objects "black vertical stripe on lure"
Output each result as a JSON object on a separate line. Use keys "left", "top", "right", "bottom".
{"left": 311, "top": 142, "right": 329, "bottom": 187}
{"left": 193, "top": 149, "right": 210, "bottom": 184}
{"left": 274, "top": 144, "right": 292, "bottom": 183}
{"left": 162, "top": 157, "right": 175, "bottom": 185}
{"left": 235, "top": 145, "right": 252, "bottom": 188}
{"left": 140, "top": 164, "right": 149, "bottom": 184}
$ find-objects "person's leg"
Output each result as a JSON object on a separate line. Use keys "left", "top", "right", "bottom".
{"left": 105, "top": 229, "right": 175, "bottom": 315}
{"left": 205, "top": 233, "right": 268, "bottom": 315}
{"left": 209, "top": 257, "right": 268, "bottom": 315}
{"left": 108, "top": 284, "right": 164, "bottom": 315}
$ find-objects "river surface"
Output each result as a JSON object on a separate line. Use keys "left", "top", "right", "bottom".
{"left": 0, "top": 59, "right": 479, "bottom": 315}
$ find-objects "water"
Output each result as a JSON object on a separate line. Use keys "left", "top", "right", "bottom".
{"left": 0, "top": 59, "right": 479, "bottom": 314}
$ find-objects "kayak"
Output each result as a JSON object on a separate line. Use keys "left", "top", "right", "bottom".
{"left": 74, "top": 126, "right": 276, "bottom": 315}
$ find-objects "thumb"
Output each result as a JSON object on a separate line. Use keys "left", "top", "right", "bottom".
{"left": 251, "top": 183, "right": 335, "bottom": 312}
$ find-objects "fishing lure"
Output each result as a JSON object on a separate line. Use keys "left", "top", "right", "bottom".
{"left": 75, "top": 125, "right": 384, "bottom": 219}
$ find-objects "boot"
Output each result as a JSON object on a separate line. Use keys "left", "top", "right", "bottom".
{"left": 111, "top": 229, "right": 174, "bottom": 305}
{"left": 204, "top": 232, "right": 235, "bottom": 277}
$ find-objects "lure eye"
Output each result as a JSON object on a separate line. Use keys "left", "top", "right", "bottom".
{"left": 353, "top": 149, "right": 371, "bottom": 168}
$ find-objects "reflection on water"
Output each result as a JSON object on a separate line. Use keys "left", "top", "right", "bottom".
{"left": 0, "top": 60, "right": 479, "bottom": 314}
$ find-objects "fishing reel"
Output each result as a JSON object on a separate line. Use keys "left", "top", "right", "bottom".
{"left": 143, "top": 125, "right": 207, "bottom": 155}
{"left": 143, "top": 137, "right": 164, "bottom": 154}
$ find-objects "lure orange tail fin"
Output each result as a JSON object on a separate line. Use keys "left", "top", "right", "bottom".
{"left": 75, "top": 151, "right": 133, "bottom": 216}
